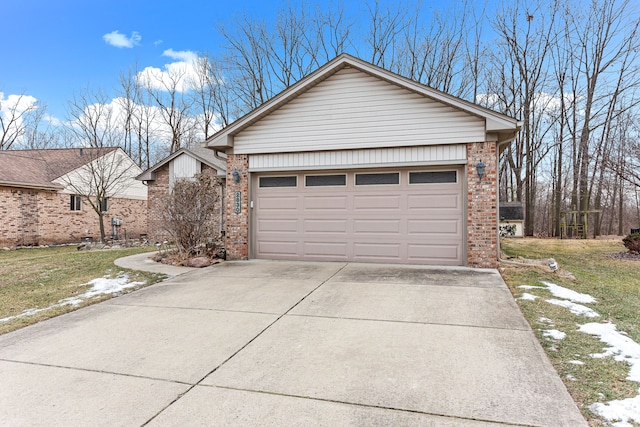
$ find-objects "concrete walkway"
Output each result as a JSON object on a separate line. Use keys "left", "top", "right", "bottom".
{"left": 0, "top": 259, "right": 586, "bottom": 426}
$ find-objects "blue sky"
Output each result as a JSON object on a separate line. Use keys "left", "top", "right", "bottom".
{"left": 1, "top": 0, "right": 501, "bottom": 125}
{"left": 1, "top": 0, "right": 284, "bottom": 120}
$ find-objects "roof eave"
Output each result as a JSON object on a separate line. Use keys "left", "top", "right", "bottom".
{"left": 0, "top": 180, "right": 63, "bottom": 191}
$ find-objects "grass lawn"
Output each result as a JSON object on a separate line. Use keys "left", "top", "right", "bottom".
{"left": 0, "top": 245, "right": 167, "bottom": 335}
{"left": 500, "top": 237, "right": 640, "bottom": 426}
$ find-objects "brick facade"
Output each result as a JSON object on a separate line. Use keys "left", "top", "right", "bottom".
{"left": 224, "top": 153, "right": 249, "bottom": 260}
{"left": 146, "top": 163, "right": 225, "bottom": 243}
{"left": 0, "top": 186, "right": 147, "bottom": 246}
{"left": 222, "top": 147, "right": 501, "bottom": 267}
{"left": 466, "top": 142, "right": 498, "bottom": 268}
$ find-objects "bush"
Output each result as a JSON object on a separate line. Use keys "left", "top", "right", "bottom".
{"left": 622, "top": 233, "right": 640, "bottom": 253}
{"left": 161, "top": 174, "right": 222, "bottom": 256}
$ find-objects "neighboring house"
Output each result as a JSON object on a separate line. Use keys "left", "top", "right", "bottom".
{"left": 0, "top": 147, "right": 147, "bottom": 246}
{"left": 136, "top": 146, "right": 226, "bottom": 243}
{"left": 205, "top": 54, "right": 521, "bottom": 268}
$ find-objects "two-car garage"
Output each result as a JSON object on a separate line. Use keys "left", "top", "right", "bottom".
{"left": 252, "top": 167, "right": 464, "bottom": 265}
{"left": 207, "top": 54, "right": 520, "bottom": 267}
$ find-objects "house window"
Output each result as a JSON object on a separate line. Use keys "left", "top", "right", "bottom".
{"left": 409, "top": 171, "right": 457, "bottom": 184}
{"left": 355, "top": 172, "right": 399, "bottom": 185}
{"left": 100, "top": 198, "right": 108, "bottom": 212}
{"left": 70, "top": 195, "right": 82, "bottom": 211}
{"left": 259, "top": 176, "right": 297, "bottom": 188}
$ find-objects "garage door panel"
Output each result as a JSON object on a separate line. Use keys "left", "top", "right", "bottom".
{"left": 257, "top": 219, "right": 299, "bottom": 233}
{"left": 303, "top": 242, "right": 349, "bottom": 257}
{"left": 353, "top": 195, "right": 401, "bottom": 210}
{"left": 353, "top": 242, "right": 401, "bottom": 260}
{"left": 407, "top": 193, "right": 460, "bottom": 210}
{"left": 408, "top": 219, "right": 461, "bottom": 235}
{"left": 304, "top": 196, "right": 348, "bottom": 210}
{"left": 257, "top": 241, "right": 300, "bottom": 256}
{"left": 407, "top": 244, "right": 460, "bottom": 262}
{"left": 303, "top": 219, "right": 348, "bottom": 233}
{"left": 258, "top": 196, "right": 299, "bottom": 210}
{"left": 353, "top": 219, "right": 401, "bottom": 234}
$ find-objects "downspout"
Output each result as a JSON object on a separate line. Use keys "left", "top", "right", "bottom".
{"left": 496, "top": 124, "right": 523, "bottom": 266}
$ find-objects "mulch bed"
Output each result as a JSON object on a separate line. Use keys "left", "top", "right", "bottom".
{"left": 610, "top": 252, "right": 640, "bottom": 261}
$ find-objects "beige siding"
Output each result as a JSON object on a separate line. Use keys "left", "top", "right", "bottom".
{"left": 234, "top": 67, "right": 485, "bottom": 154}
{"left": 169, "top": 153, "right": 200, "bottom": 188}
{"left": 249, "top": 145, "right": 467, "bottom": 171}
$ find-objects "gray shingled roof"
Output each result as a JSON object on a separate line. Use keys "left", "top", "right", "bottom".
{"left": 0, "top": 147, "right": 117, "bottom": 190}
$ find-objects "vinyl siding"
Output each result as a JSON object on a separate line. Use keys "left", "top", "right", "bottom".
{"left": 169, "top": 153, "right": 200, "bottom": 188}
{"left": 234, "top": 67, "right": 485, "bottom": 155}
{"left": 249, "top": 145, "right": 467, "bottom": 171}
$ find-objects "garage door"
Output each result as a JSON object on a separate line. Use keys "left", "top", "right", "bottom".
{"left": 252, "top": 167, "right": 464, "bottom": 265}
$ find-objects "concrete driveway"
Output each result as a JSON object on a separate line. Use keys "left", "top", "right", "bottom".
{"left": 0, "top": 260, "right": 586, "bottom": 426}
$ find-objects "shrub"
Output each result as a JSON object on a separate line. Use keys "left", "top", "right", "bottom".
{"left": 622, "top": 233, "right": 640, "bottom": 253}
{"left": 161, "top": 174, "right": 222, "bottom": 256}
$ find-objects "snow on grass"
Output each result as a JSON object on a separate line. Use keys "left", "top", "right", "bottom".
{"left": 580, "top": 322, "right": 640, "bottom": 425}
{"left": 547, "top": 299, "right": 600, "bottom": 318}
{"left": 580, "top": 323, "right": 640, "bottom": 381}
{"left": 0, "top": 274, "right": 145, "bottom": 323}
{"left": 569, "top": 360, "right": 585, "bottom": 365}
{"left": 541, "top": 281, "right": 597, "bottom": 304}
{"left": 543, "top": 329, "right": 566, "bottom": 340}
{"left": 519, "top": 292, "right": 538, "bottom": 301}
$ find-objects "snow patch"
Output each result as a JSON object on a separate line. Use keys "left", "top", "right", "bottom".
{"left": 0, "top": 274, "right": 145, "bottom": 323}
{"left": 580, "top": 323, "right": 640, "bottom": 382}
{"left": 543, "top": 329, "right": 566, "bottom": 340}
{"left": 519, "top": 293, "right": 538, "bottom": 301}
{"left": 546, "top": 299, "right": 600, "bottom": 318}
{"left": 580, "top": 322, "right": 640, "bottom": 425}
{"left": 518, "top": 285, "right": 545, "bottom": 289}
{"left": 590, "top": 394, "right": 640, "bottom": 426}
{"left": 569, "top": 360, "right": 585, "bottom": 365}
{"left": 541, "top": 281, "right": 596, "bottom": 304}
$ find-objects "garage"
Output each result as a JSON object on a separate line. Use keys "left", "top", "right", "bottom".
{"left": 206, "top": 54, "right": 520, "bottom": 267}
{"left": 253, "top": 167, "right": 463, "bottom": 265}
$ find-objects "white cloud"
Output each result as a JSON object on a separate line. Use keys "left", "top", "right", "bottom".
{"left": 0, "top": 92, "right": 38, "bottom": 114}
{"left": 103, "top": 30, "right": 141, "bottom": 48}
{"left": 136, "top": 49, "right": 201, "bottom": 93}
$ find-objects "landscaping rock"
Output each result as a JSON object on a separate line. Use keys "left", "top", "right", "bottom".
{"left": 187, "top": 256, "right": 211, "bottom": 268}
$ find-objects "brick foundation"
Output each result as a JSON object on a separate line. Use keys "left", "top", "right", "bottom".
{"left": 466, "top": 142, "right": 498, "bottom": 268}
{"left": 224, "top": 154, "right": 249, "bottom": 260}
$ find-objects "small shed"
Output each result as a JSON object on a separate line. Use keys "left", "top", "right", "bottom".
{"left": 499, "top": 202, "right": 524, "bottom": 237}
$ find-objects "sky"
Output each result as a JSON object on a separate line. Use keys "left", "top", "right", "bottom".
{"left": 0, "top": 0, "right": 283, "bottom": 121}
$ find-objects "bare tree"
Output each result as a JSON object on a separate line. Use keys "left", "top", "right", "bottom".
{"left": 138, "top": 66, "right": 194, "bottom": 154}
{"left": 0, "top": 93, "right": 42, "bottom": 150}
{"left": 63, "top": 90, "right": 136, "bottom": 241}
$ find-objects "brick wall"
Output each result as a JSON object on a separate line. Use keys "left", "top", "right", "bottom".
{"left": 0, "top": 186, "right": 147, "bottom": 246}
{"left": 224, "top": 154, "right": 249, "bottom": 260}
{"left": 466, "top": 142, "right": 498, "bottom": 268}
{"left": 146, "top": 164, "right": 170, "bottom": 242}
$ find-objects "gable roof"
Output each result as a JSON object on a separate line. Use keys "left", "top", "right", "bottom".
{"left": 0, "top": 147, "right": 118, "bottom": 191}
{"left": 136, "top": 146, "right": 227, "bottom": 182}
{"left": 205, "top": 53, "right": 520, "bottom": 150}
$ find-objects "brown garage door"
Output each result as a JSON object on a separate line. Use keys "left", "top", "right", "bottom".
{"left": 252, "top": 167, "right": 464, "bottom": 265}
